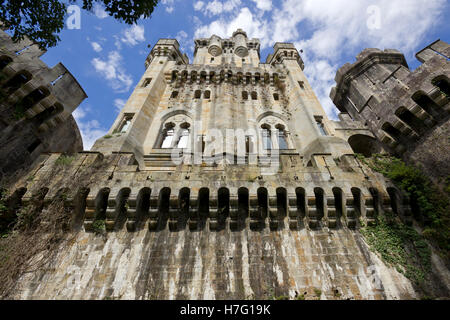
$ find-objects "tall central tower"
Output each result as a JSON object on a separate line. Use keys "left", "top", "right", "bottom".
{"left": 89, "top": 29, "right": 392, "bottom": 231}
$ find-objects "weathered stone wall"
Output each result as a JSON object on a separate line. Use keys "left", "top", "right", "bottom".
{"left": 15, "top": 222, "right": 421, "bottom": 300}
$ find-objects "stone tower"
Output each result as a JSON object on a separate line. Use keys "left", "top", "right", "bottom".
{"left": 0, "top": 30, "right": 86, "bottom": 180}
{"left": 330, "top": 40, "right": 450, "bottom": 184}
{"left": 3, "top": 31, "right": 450, "bottom": 300}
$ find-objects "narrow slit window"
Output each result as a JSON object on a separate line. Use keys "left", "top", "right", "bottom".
{"left": 315, "top": 118, "right": 327, "bottom": 136}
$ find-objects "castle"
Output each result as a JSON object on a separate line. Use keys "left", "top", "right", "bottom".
{"left": 0, "top": 29, "right": 449, "bottom": 300}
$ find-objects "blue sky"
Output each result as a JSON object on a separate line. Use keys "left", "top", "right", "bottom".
{"left": 38, "top": 0, "right": 450, "bottom": 149}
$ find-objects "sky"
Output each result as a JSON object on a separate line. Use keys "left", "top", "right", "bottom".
{"left": 37, "top": 0, "right": 450, "bottom": 149}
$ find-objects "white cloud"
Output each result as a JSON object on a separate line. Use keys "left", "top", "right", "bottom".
{"left": 93, "top": 3, "right": 108, "bottom": 19}
{"left": 193, "top": 0, "right": 444, "bottom": 120}
{"left": 121, "top": 25, "right": 145, "bottom": 46}
{"left": 91, "top": 51, "right": 133, "bottom": 93}
{"left": 73, "top": 107, "right": 108, "bottom": 150}
{"left": 114, "top": 99, "right": 126, "bottom": 113}
{"left": 194, "top": 1, "right": 205, "bottom": 11}
{"left": 196, "top": 0, "right": 242, "bottom": 16}
{"left": 251, "top": 0, "right": 272, "bottom": 11}
{"left": 195, "top": 7, "right": 270, "bottom": 47}
{"left": 90, "top": 41, "right": 102, "bottom": 52}
{"left": 161, "top": 0, "right": 177, "bottom": 13}
{"left": 267, "top": 0, "right": 445, "bottom": 118}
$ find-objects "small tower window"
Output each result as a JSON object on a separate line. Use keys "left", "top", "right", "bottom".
{"left": 142, "top": 78, "right": 152, "bottom": 87}
{"left": 242, "top": 91, "right": 248, "bottom": 100}
{"left": 298, "top": 81, "right": 304, "bottom": 89}
{"left": 273, "top": 93, "right": 279, "bottom": 101}
{"left": 204, "top": 90, "right": 211, "bottom": 99}
{"left": 171, "top": 91, "right": 179, "bottom": 99}
{"left": 315, "top": 117, "right": 327, "bottom": 136}
{"left": 117, "top": 114, "right": 134, "bottom": 133}
{"left": 210, "top": 57, "right": 214, "bottom": 62}
{"left": 251, "top": 91, "right": 257, "bottom": 100}
{"left": 194, "top": 90, "right": 201, "bottom": 99}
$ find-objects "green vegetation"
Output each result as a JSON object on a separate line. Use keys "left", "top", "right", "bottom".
{"left": 358, "top": 154, "right": 450, "bottom": 256}
{"left": 361, "top": 214, "right": 431, "bottom": 284}
{"left": 313, "top": 288, "right": 322, "bottom": 299}
{"left": 92, "top": 219, "right": 106, "bottom": 235}
{"left": 55, "top": 155, "right": 75, "bottom": 166}
{"left": 296, "top": 293, "right": 305, "bottom": 300}
{"left": 0, "top": 189, "right": 7, "bottom": 215}
{"left": 104, "top": 135, "right": 113, "bottom": 139}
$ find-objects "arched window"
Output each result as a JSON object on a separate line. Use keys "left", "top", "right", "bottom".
{"left": 412, "top": 91, "right": 440, "bottom": 118}
{"left": 261, "top": 124, "right": 272, "bottom": 150}
{"left": 273, "top": 93, "right": 279, "bottom": 101}
{"left": 276, "top": 124, "right": 289, "bottom": 150}
{"left": 251, "top": 91, "right": 257, "bottom": 100}
{"left": 119, "top": 114, "right": 133, "bottom": 133}
{"left": 204, "top": 90, "right": 211, "bottom": 99}
{"left": 242, "top": 91, "right": 248, "bottom": 100}
{"left": 171, "top": 91, "right": 178, "bottom": 99}
{"left": 194, "top": 90, "right": 201, "bottom": 99}
{"left": 177, "top": 123, "right": 190, "bottom": 148}
{"left": 382, "top": 122, "right": 402, "bottom": 142}
{"left": 160, "top": 123, "right": 175, "bottom": 148}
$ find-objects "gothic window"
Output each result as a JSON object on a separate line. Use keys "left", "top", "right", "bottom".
{"left": 276, "top": 124, "right": 289, "bottom": 149}
{"left": 194, "top": 90, "right": 201, "bottom": 99}
{"left": 177, "top": 123, "right": 191, "bottom": 149}
{"left": 261, "top": 125, "right": 272, "bottom": 150}
{"left": 204, "top": 90, "right": 211, "bottom": 99}
{"left": 160, "top": 123, "right": 175, "bottom": 148}
{"left": 242, "top": 91, "right": 248, "bottom": 100}
{"left": 251, "top": 91, "right": 257, "bottom": 100}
